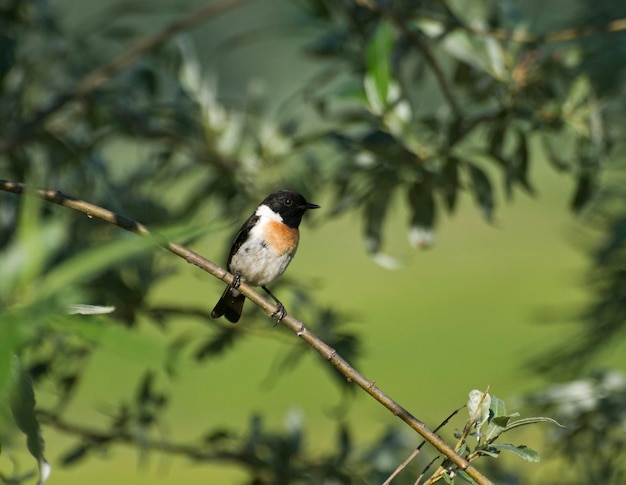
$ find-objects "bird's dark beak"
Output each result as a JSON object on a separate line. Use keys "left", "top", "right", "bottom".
{"left": 303, "top": 202, "right": 320, "bottom": 210}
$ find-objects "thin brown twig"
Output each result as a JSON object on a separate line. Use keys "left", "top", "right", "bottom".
{"left": 384, "top": 404, "right": 465, "bottom": 484}
{"left": 424, "top": 387, "right": 491, "bottom": 485}
{"left": 0, "top": 0, "right": 251, "bottom": 155}
{"left": 416, "top": 457, "right": 440, "bottom": 485}
{"left": 455, "top": 387, "right": 491, "bottom": 453}
{"left": 384, "top": 447, "right": 421, "bottom": 485}
{"left": 0, "top": 179, "right": 493, "bottom": 485}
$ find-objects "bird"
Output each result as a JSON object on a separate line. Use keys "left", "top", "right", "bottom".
{"left": 210, "top": 189, "right": 320, "bottom": 323}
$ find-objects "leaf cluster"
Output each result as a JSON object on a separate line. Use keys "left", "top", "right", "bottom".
{"left": 301, "top": 0, "right": 621, "bottom": 254}
{"left": 524, "top": 370, "right": 626, "bottom": 484}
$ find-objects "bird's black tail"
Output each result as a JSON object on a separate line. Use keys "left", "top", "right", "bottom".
{"left": 211, "top": 286, "right": 245, "bottom": 323}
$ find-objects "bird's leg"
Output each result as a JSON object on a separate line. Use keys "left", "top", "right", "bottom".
{"left": 261, "top": 286, "right": 286, "bottom": 321}
{"left": 231, "top": 273, "right": 241, "bottom": 289}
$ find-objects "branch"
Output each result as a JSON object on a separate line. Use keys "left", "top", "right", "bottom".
{"left": 0, "top": 179, "right": 492, "bottom": 485}
{"left": 0, "top": 0, "right": 251, "bottom": 155}
{"left": 384, "top": 404, "right": 465, "bottom": 484}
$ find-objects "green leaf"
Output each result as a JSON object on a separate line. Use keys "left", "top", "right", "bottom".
{"left": 563, "top": 75, "right": 591, "bottom": 115}
{"left": 571, "top": 171, "right": 595, "bottom": 213}
{"left": 444, "top": 0, "right": 491, "bottom": 29}
{"left": 489, "top": 395, "right": 507, "bottom": 417}
{"left": 478, "top": 447, "right": 500, "bottom": 458}
{"left": 441, "top": 158, "right": 459, "bottom": 212}
{"left": 407, "top": 179, "right": 436, "bottom": 248}
{"left": 490, "top": 443, "right": 541, "bottom": 462}
{"left": 195, "top": 327, "right": 241, "bottom": 360}
{"left": 37, "top": 233, "right": 156, "bottom": 301}
{"left": 441, "top": 14, "right": 506, "bottom": 80}
{"left": 457, "top": 469, "right": 480, "bottom": 484}
{"left": 0, "top": 314, "right": 22, "bottom": 409}
{"left": 60, "top": 443, "right": 90, "bottom": 466}
{"left": 366, "top": 19, "right": 394, "bottom": 108}
{"left": 49, "top": 315, "right": 173, "bottom": 368}
{"left": 466, "top": 164, "right": 495, "bottom": 222}
{"left": 66, "top": 304, "right": 116, "bottom": 315}
{"left": 0, "top": 191, "right": 66, "bottom": 298}
{"left": 363, "top": 188, "right": 392, "bottom": 254}
{"left": 9, "top": 357, "right": 51, "bottom": 484}
{"left": 483, "top": 417, "right": 509, "bottom": 443}
{"left": 442, "top": 471, "right": 455, "bottom": 484}
{"left": 336, "top": 424, "right": 351, "bottom": 465}
{"left": 514, "top": 130, "right": 533, "bottom": 194}
{"left": 504, "top": 416, "right": 564, "bottom": 432}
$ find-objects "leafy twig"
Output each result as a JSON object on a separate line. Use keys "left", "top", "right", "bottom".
{"left": 384, "top": 405, "right": 465, "bottom": 484}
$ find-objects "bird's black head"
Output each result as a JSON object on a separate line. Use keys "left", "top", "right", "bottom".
{"left": 261, "top": 189, "right": 320, "bottom": 228}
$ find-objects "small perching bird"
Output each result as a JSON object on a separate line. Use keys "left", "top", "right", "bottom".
{"left": 210, "top": 189, "right": 320, "bottom": 323}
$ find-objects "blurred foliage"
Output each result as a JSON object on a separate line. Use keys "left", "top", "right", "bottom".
{"left": 523, "top": 165, "right": 626, "bottom": 485}
{"left": 1, "top": 0, "right": 626, "bottom": 483}
{"left": 533, "top": 167, "right": 626, "bottom": 377}
{"left": 301, "top": 0, "right": 624, "bottom": 254}
{"left": 524, "top": 370, "right": 626, "bottom": 485}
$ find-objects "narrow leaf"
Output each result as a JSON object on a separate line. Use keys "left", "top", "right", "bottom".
{"left": 441, "top": 158, "right": 459, "bottom": 212}
{"left": 504, "top": 416, "right": 564, "bottom": 432}
{"left": 66, "top": 304, "right": 116, "bottom": 315}
{"left": 366, "top": 19, "right": 394, "bottom": 107}
{"left": 515, "top": 130, "right": 533, "bottom": 194}
{"left": 50, "top": 315, "right": 170, "bottom": 367}
{"left": 60, "top": 443, "right": 90, "bottom": 466}
{"left": 442, "top": 472, "right": 455, "bottom": 484}
{"left": 478, "top": 447, "right": 500, "bottom": 458}
{"left": 571, "top": 171, "right": 595, "bottom": 213}
{"left": 490, "top": 443, "right": 541, "bottom": 462}
{"left": 467, "top": 164, "right": 495, "bottom": 222}
{"left": 10, "top": 356, "right": 50, "bottom": 484}
{"left": 364, "top": 190, "right": 392, "bottom": 254}
{"left": 483, "top": 419, "right": 507, "bottom": 442}
{"left": 407, "top": 180, "right": 436, "bottom": 248}
{"left": 489, "top": 395, "right": 507, "bottom": 417}
{"left": 457, "top": 470, "right": 480, "bottom": 484}
{"left": 38, "top": 234, "right": 156, "bottom": 301}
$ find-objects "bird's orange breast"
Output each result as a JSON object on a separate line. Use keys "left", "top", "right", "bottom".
{"left": 265, "top": 220, "right": 299, "bottom": 256}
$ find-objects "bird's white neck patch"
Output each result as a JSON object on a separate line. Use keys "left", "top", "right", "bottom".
{"left": 255, "top": 204, "right": 283, "bottom": 222}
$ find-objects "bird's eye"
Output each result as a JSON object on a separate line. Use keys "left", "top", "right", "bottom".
{"left": 284, "top": 198, "right": 293, "bottom": 207}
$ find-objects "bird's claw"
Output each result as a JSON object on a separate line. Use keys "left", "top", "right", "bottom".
{"left": 272, "top": 303, "right": 287, "bottom": 322}
{"left": 231, "top": 274, "right": 241, "bottom": 289}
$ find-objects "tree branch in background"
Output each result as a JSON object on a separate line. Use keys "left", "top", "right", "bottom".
{"left": 0, "top": 0, "right": 251, "bottom": 155}
{"left": 0, "top": 179, "right": 492, "bottom": 485}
